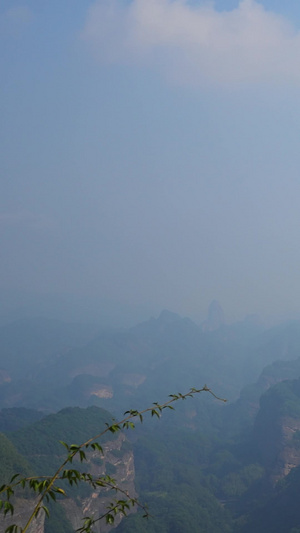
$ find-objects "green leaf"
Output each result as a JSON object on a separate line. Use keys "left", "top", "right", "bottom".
{"left": 4, "top": 501, "right": 14, "bottom": 516}
{"left": 69, "top": 444, "right": 80, "bottom": 451}
{"left": 59, "top": 441, "right": 70, "bottom": 451}
{"left": 9, "top": 474, "right": 20, "bottom": 483}
{"left": 106, "top": 513, "right": 114, "bottom": 524}
{"left": 108, "top": 424, "right": 121, "bottom": 433}
{"left": 91, "top": 442, "right": 103, "bottom": 453}
{"left": 48, "top": 491, "right": 56, "bottom": 501}
{"left": 79, "top": 450, "right": 86, "bottom": 462}
{"left": 55, "top": 487, "right": 66, "bottom": 496}
{"left": 5, "top": 525, "right": 21, "bottom": 533}
{"left": 42, "top": 505, "right": 50, "bottom": 518}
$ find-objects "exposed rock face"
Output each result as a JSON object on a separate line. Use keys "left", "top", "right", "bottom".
{"left": 1, "top": 498, "right": 45, "bottom": 533}
{"left": 277, "top": 420, "right": 300, "bottom": 478}
{"left": 88, "top": 385, "right": 114, "bottom": 398}
{"left": 1, "top": 434, "right": 136, "bottom": 533}
{"left": 61, "top": 433, "right": 136, "bottom": 532}
{"left": 253, "top": 380, "right": 300, "bottom": 484}
{"left": 1, "top": 405, "right": 137, "bottom": 533}
{"left": 254, "top": 413, "right": 300, "bottom": 483}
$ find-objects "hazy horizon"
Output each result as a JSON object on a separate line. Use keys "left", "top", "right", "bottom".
{"left": 2, "top": 1, "right": 300, "bottom": 327}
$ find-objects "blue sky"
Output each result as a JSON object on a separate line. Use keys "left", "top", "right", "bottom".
{"left": 1, "top": 0, "right": 300, "bottom": 325}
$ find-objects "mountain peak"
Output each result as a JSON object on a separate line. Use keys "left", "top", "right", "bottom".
{"left": 158, "top": 310, "right": 181, "bottom": 324}
{"left": 202, "top": 300, "right": 225, "bottom": 332}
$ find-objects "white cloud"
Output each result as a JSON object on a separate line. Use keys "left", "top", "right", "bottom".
{"left": 82, "top": 0, "right": 300, "bottom": 85}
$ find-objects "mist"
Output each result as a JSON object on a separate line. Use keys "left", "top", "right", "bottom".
{"left": 2, "top": 1, "right": 300, "bottom": 325}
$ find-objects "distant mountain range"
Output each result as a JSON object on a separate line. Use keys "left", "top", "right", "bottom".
{"left": 2, "top": 309, "right": 300, "bottom": 530}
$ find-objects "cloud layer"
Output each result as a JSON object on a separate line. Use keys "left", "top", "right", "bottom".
{"left": 82, "top": 0, "right": 300, "bottom": 85}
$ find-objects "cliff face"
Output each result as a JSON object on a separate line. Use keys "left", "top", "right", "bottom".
{"left": 1, "top": 498, "right": 45, "bottom": 533}
{"left": 62, "top": 433, "right": 136, "bottom": 533}
{"left": 1, "top": 436, "right": 135, "bottom": 533}
{"left": 277, "top": 420, "right": 300, "bottom": 478}
{"left": 1, "top": 406, "right": 137, "bottom": 533}
{"left": 254, "top": 413, "right": 300, "bottom": 482}
{"left": 253, "top": 379, "right": 300, "bottom": 483}
{"left": 240, "top": 380, "right": 300, "bottom": 533}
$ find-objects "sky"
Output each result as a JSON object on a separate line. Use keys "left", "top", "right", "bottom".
{"left": 2, "top": 0, "right": 300, "bottom": 326}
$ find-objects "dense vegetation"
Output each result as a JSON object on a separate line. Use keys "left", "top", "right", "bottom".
{"left": 0, "top": 433, "right": 32, "bottom": 484}
{"left": 3, "top": 313, "right": 300, "bottom": 531}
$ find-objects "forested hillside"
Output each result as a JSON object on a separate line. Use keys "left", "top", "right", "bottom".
{"left": 1, "top": 406, "right": 135, "bottom": 533}
{"left": 2, "top": 312, "right": 300, "bottom": 531}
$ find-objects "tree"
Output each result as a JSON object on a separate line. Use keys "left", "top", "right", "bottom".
{"left": 0, "top": 386, "right": 225, "bottom": 533}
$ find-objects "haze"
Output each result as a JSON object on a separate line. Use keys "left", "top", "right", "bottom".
{"left": 2, "top": 0, "right": 300, "bottom": 326}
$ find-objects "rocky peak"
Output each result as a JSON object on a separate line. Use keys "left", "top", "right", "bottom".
{"left": 202, "top": 300, "right": 225, "bottom": 332}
